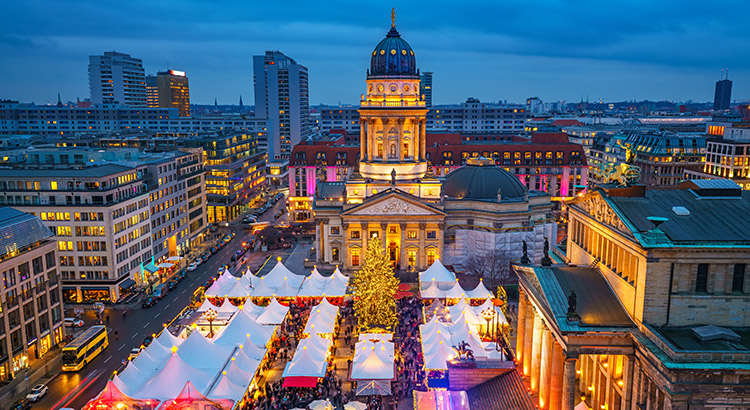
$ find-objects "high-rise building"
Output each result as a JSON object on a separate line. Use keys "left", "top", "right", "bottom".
{"left": 714, "top": 71, "right": 733, "bottom": 110}
{"left": 0, "top": 208, "right": 65, "bottom": 383}
{"left": 88, "top": 51, "right": 147, "bottom": 107}
{"left": 157, "top": 70, "right": 190, "bottom": 117}
{"left": 420, "top": 71, "right": 433, "bottom": 106}
{"left": 253, "top": 51, "right": 312, "bottom": 160}
{"left": 146, "top": 75, "right": 159, "bottom": 107}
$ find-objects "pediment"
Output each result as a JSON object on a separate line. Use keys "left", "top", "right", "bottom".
{"left": 572, "top": 191, "right": 629, "bottom": 234}
{"left": 343, "top": 192, "right": 445, "bottom": 217}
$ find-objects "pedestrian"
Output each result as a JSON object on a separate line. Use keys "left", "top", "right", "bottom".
{"left": 114, "top": 330, "right": 119, "bottom": 339}
{"left": 106, "top": 315, "right": 110, "bottom": 324}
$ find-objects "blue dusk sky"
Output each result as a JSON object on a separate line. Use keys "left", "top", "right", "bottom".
{"left": 0, "top": 0, "right": 748, "bottom": 106}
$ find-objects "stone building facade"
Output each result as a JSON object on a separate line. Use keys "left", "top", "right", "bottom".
{"left": 514, "top": 179, "right": 750, "bottom": 410}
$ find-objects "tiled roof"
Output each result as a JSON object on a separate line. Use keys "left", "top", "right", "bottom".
{"left": 0, "top": 208, "right": 53, "bottom": 258}
{"left": 466, "top": 370, "right": 535, "bottom": 410}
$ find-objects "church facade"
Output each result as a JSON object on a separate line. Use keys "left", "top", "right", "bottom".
{"left": 313, "top": 16, "right": 556, "bottom": 272}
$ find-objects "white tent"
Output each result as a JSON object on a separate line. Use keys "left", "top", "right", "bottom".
{"left": 213, "top": 308, "right": 268, "bottom": 347}
{"left": 242, "top": 333, "right": 273, "bottom": 357}
{"left": 448, "top": 298, "right": 469, "bottom": 315}
{"left": 232, "top": 350, "right": 262, "bottom": 374}
{"left": 205, "top": 272, "right": 237, "bottom": 297}
{"left": 156, "top": 328, "right": 184, "bottom": 349}
{"left": 295, "top": 341, "right": 329, "bottom": 359}
{"left": 304, "top": 313, "right": 336, "bottom": 335}
{"left": 249, "top": 277, "right": 276, "bottom": 298}
{"left": 116, "top": 360, "right": 151, "bottom": 391}
{"left": 422, "top": 340, "right": 457, "bottom": 371}
{"left": 262, "top": 260, "right": 305, "bottom": 289}
{"left": 133, "top": 353, "right": 214, "bottom": 400}
{"left": 419, "top": 281, "right": 445, "bottom": 299}
{"left": 332, "top": 267, "right": 349, "bottom": 289}
{"left": 358, "top": 333, "right": 392, "bottom": 342}
{"left": 473, "top": 297, "right": 508, "bottom": 325}
{"left": 282, "top": 348, "right": 327, "bottom": 378}
{"left": 140, "top": 337, "right": 173, "bottom": 367}
{"left": 177, "top": 330, "right": 233, "bottom": 370}
{"left": 216, "top": 297, "right": 239, "bottom": 313}
{"left": 299, "top": 334, "right": 332, "bottom": 353}
{"left": 129, "top": 347, "right": 163, "bottom": 376}
{"left": 419, "top": 260, "right": 456, "bottom": 289}
{"left": 452, "top": 307, "right": 484, "bottom": 327}
{"left": 274, "top": 278, "right": 301, "bottom": 298}
{"left": 309, "top": 267, "right": 328, "bottom": 287}
{"left": 224, "top": 359, "right": 253, "bottom": 387}
{"left": 256, "top": 297, "right": 289, "bottom": 325}
{"left": 443, "top": 282, "right": 468, "bottom": 299}
{"left": 324, "top": 277, "right": 348, "bottom": 297}
{"left": 196, "top": 298, "right": 219, "bottom": 313}
{"left": 224, "top": 280, "right": 251, "bottom": 298}
{"left": 207, "top": 372, "right": 247, "bottom": 400}
{"left": 350, "top": 348, "right": 394, "bottom": 380}
{"left": 297, "top": 278, "right": 325, "bottom": 297}
{"left": 239, "top": 301, "right": 265, "bottom": 319}
{"left": 240, "top": 267, "right": 255, "bottom": 289}
{"left": 467, "top": 279, "right": 493, "bottom": 299}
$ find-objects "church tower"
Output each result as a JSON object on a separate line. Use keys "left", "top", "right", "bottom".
{"left": 358, "top": 9, "right": 429, "bottom": 182}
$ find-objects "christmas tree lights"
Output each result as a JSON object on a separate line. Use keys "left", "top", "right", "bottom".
{"left": 351, "top": 237, "right": 400, "bottom": 331}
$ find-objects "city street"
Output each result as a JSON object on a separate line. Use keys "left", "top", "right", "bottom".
{"left": 35, "top": 192, "right": 290, "bottom": 410}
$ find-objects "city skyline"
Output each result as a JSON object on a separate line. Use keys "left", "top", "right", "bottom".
{"left": 1, "top": 1, "right": 749, "bottom": 106}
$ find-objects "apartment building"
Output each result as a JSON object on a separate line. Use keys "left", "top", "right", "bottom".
{"left": 0, "top": 208, "right": 64, "bottom": 382}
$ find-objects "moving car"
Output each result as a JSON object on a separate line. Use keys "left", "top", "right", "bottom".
{"left": 10, "top": 398, "right": 30, "bottom": 410}
{"left": 187, "top": 261, "right": 199, "bottom": 271}
{"left": 26, "top": 384, "right": 47, "bottom": 402}
{"left": 64, "top": 318, "right": 84, "bottom": 328}
{"left": 141, "top": 296, "right": 156, "bottom": 308}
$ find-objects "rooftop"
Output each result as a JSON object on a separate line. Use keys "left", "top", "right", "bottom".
{"left": 0, "top": 208, "right": 53, "bottom": 259}
{"left": 0, "top": 163, "right": 135, "bottom": 178}
{"left": 658, "top": 326, "right": 750, "bottom": 353}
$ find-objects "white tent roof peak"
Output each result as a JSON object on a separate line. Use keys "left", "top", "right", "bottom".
{"left": 419, "top": 259, "right": 456, "bottom": 284}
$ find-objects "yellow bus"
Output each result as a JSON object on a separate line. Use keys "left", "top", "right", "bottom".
{"left": 62, "top": 325, "right": 108, "bottom": 371}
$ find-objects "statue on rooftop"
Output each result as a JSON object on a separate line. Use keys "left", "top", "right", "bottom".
{"left": 520, "top": 241, "right": 530, "bottom": 264}
{"left": 541, "top": 237, "right": 552, "bottom": 267}
{"left": 391, "top": 168, "right": 396, "bottom": 186}
{"left": 567, "top": 289, "right": 577, "bottom": 315}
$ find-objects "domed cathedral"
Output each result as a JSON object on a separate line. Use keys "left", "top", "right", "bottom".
{"left": 313, "top": 11, "right": 555, "bottom": 272}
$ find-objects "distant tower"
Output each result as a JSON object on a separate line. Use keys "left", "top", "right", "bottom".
{"left": 714, "top": 69, "right": 733, "bottom": 110}
{"left": 239, "top": 95, "right": 244, "bottom": 110}
{"left": 57, "top": 93, "right": 63, "bottom": 107}
{"left": 419, "top": 72, "right": 433, "bottom": 106}
{"left": 253, "top": 51, "right": 312, "bottom": 160}
{"left": 88, "top": 51, "right": 146, "bottom": 107}
{"left": 214, "top": 98, "right": 218, "bottom": 108}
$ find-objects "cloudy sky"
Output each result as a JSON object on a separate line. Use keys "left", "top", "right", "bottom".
{"left": 1, "top": 0, "right": 748, "bottom": 106}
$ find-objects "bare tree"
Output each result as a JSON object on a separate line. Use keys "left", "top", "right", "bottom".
{"left": 463, "top": 248, "right": 512, "bottom": 290}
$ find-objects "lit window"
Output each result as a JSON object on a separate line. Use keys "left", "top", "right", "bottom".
{"left": 351, "top": 250, "right": 360, "bottom": 266}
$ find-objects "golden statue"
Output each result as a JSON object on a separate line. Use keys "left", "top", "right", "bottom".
{"left": 617, "top": 140, "right": 636, "bottom": 164}
{"left": 391, "top": 8, "right": 396, "bottom": 28}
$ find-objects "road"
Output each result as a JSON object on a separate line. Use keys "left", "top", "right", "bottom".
{"left": 35, "top": 192, "right": 290, "bottom": 410}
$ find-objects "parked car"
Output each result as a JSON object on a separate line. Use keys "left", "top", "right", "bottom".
{"left": 142, "top": 335, "right": 154, "bottom": 347}
{"left": 187, "top": 262, "right": 199, "bottom": 271}
{"left": 141, "top": 296, "right": 156, "bottom": 308}
{"left": 26, "top": 384, "right": 48, "bottom": 402}
{"left": 153, "top": 284, "right": 168, "bottom": 300}
{"left": 176, "top": 269, "right": 188, "bottom": 280}
{"left": 64, "top": 318, "right": 84, "bottom": 328}
{"left": 167, "top": 280, "right": 178, "bottom": 291}
{"left": 10, "top": 398, "right": 30, "bottom": 410}
{"left": 210, "top": 225, "right": 217, "bottom": 233}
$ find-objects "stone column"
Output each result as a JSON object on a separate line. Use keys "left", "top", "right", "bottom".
{"left": 540, "top": 327, "right": 552, "bottom": 408}
{"left": 562, "top": 357, "right": 578, "bottom": 410}
{"left": 398, "top": 119, "right": 405, "bottom": 162}
{"left": 516, "top": 288, "right": 528, "bottom": 364}
{"left": 561, "top": 166, "right": 570, "bottom": 197}
{"left": 420, "top": 119, "right": 427, "bottom": 161}
{"left": 360, "top": 120, "right": 366, "bottom": 160}
{"left": 418, "top": 222, "right": 426, "bottom": 269}
{"left": 522, "top": 301, "right": 535, "bottom": 377}
{"left": 621, "top": 355, "right": 634, "bottom": 410}
{"left": 380, "top": 223, "right": 388, "bottom": 251}
{"left": 361, "top": 222, "right": 369, "bottom": 252}
{"left": 530, "top": 312, "right": 543, "bottom": 392}
{"left": 399, "top": 223, "right": 407, "bottom": 271}
{"left": 549, "top": 341, "right": 564, "bottom": 410}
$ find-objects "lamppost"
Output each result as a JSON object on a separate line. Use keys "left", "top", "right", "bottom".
{"left": 480, "top": 307, "right": 495, "bottom": 341}
{"left": 203, "top": 308, "right": 218, "bottom": 338}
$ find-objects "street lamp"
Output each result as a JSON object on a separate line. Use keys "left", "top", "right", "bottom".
{"left": 203, "top": 308, "right": 218, "bottom": 338}
{"left": 480, "top": 307, "right": 495, "bottom": 340}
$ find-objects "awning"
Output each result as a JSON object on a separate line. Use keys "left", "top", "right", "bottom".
{"left": 355, "top": 380, "right": 391, "bottom": 396}
{"left": 143, "top": 263, "right": 158, "bottom": 274}
{"left": 119, "top": 278, "right": 136, "bottom": 290}
{"left": 282, "top": 376, "right": 319, "bottom": 388}
{"left": 157, "top": 262, "right": 174, "bottom": 269}
{"left": 166, "top": 256, "right": 181, "bottom": 262}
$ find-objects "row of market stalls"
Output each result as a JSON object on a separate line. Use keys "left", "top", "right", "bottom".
{"left": 419, "top": 260, "right": 494, "bottom": 300}
{"left": 83, "top": 260, "right": 350, "bottom": 410}
{"left": 350, "top": 334, "right": 396, "bottom": 396}
{"left": 205, "top": 260, "right": 349, "bottom": 299}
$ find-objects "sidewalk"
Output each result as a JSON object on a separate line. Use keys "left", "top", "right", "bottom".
{"left": 0, "top": 348, "right": 62, "bottom": 409}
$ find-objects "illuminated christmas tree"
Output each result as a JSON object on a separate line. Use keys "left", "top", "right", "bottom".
{"left": 351, "top": 237, "right": 400, "bottom": 331}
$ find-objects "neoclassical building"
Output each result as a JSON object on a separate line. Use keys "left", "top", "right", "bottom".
{"left": 313, "top": 17, "right": 556, "bottom": 271}
{"left": 515, "top": 179, "right": 750, "bottom": 410}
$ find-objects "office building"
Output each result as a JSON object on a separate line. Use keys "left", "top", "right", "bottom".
{"left": 181, "top": 131, "right": 266, "bottom": 223}
{"left": 0, "top": 208, "right": 64, "bottom": 383}
{"left": 0, "top": 101, "right": 266, "bottom": 138}
{"left": 515, "top": 180, "right": 750, "bottom": 409}
{"left": 253, "top": 51, "right": 312, "bottom": 160}
{"left": 318, "top": 99, "right": 528, "bottom": 137}
{"left": 420, "top": 71, "right": 433, "bottom": 106}
{"left": 713, "top": 71, "right": 732, "bottom": 111}
{"left": 88, "top": 51, "right": 147, "bottom": 107}
{"left": 145, "top": 75, "right": 159, "bottom": 107}
{"left": 151, "top": 70, "right": 191, "bottom": 117}
{"left": 685, "top": 120, "right": 750, "bottom": 189}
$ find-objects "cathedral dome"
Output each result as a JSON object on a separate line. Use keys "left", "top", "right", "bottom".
{"left": 443, "top": 158, "right": 528, "bottom": 201}
{"left": 368, "top": 24, "right": 418, "bottom": 79}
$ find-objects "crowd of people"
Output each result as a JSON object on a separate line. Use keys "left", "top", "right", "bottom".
{"left": 392, "top": 296, "right": 426, "bottom": 405}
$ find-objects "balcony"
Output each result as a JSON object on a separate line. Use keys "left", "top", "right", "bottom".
{"left": 360, "top": 98, "right": 426, "bottom": 108}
